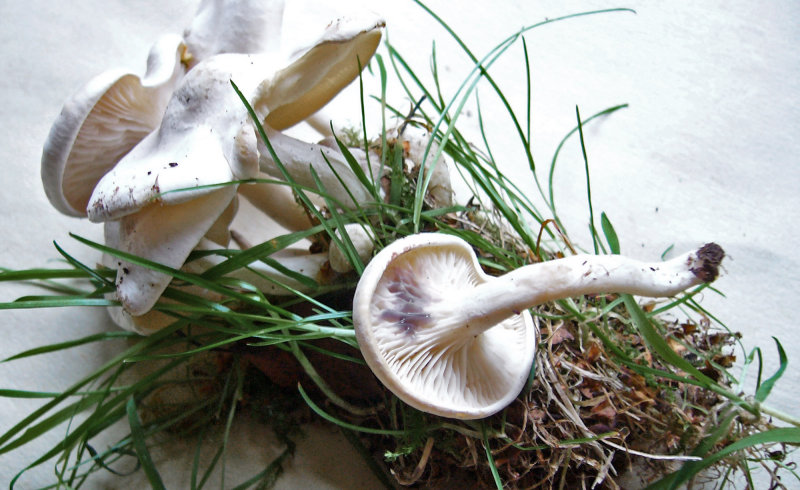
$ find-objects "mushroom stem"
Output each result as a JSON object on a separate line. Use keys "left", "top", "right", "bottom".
{"left": 237, "top": 172, "right": 312, "bottom": 231}
{"left": 458, "top": 243, "right": 724, "bottom": 335}
{"left": 258, "top": 127, "right": 378, "bottom": 208}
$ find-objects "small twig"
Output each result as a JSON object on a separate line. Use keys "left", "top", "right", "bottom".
{"left": 599, "top": 439, "right": 701, "bottom": 462}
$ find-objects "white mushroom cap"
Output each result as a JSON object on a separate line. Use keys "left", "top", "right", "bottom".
{"left": 86, "top": 53, "right": 266, "bottom": 222}
{"left": 41, "top": 34, "right": 187, "bottom": 216}
{"left": 183, "top": 0, "right": 286, "bottom": 66}
{"left": 256, "top": 13, "right": 385, "bottom": 130}
{"left": 353, "top": 233, "right": 538, "bottom": 419}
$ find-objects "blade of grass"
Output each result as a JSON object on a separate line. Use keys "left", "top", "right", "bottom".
{"left": 126, "top": 397, "right": 166, "bottom": 490}
{"left": 755, "top": 337, "right": 787, "bottom": 402}
{"left": 600, "top": 212, "right": 620, "bottom": 254}
{"left": 647, "top": 427, "right": 800, "bottom": 490}
{"left": 2, "top": 331, "right": 136, "bottom": 362}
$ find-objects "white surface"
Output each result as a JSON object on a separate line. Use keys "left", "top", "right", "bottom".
{"left": 1, "top": 0, "right": 798, "bottom": 487}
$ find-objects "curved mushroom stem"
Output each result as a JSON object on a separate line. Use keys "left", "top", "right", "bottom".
{"left": 458, "top": 244, "right": 725, "bottom": 335}
{"left": 257, "top": 127, "right": 380, "bottom": 208}
{"left": 237, "top": 172, "right": 312, "bottom": 231}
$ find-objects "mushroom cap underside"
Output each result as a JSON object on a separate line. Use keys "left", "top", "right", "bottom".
{"left": 41, "top": 35, "right": 186, "bottom": 217}
{"left": 353, "top": 233, "right": 537, "bottom": 419}
{"left": 260, "top": 15, "right": 384, "bottom": 130}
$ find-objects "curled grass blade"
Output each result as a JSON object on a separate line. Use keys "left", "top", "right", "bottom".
{"left": 755, "top": 337, "right": 787, "bottom": 402}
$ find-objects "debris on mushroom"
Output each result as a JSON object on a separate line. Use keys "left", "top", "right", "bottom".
{"left": 41, "top": 34, "right": 188, "bottom": 217}
{"left": 352, "top": 233, "right": 725, "bottom": 419}
{"left": 328, "top": 223, "right": 375, "bottom": 273}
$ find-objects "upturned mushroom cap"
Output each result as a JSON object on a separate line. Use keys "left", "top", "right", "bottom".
{"left": 86, "top": 52, "right": 266, "bottom": 222}
{"left": 256, "top": 13, "right": 385, "bottom": 130}
{"left": 353, "top": 233, "right": 538, "bottom": 420}
{"left": 41, "top": 34, "right": 187, "bottom": 217}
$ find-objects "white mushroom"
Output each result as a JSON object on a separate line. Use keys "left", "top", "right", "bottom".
{"left": 388, "top": 125, "right": 454, "bottom": 208}
{"left": 329, "top": 223, "right": 375, "bottom": 273}
{"left": 85, "top": 16, "right": 384, "bottom": 318}
{"left": 183, "top": 0, "right": 286, "bottom": 66}
{"left": 237, "top": 172, "right": 312, "bottom": 232}
{"left": 352, "top": 233, "right": 724, "bottom": 419}
{"left": 104, "top": 235, "right": 328, "bottom": 335}
{"left": 258, "top": 127, "right": 381, "bottom": 208}
{"left": 41, "top": 34, "right": 188, "bottom": 217}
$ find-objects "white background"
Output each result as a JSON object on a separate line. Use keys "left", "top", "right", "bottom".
{"left": 1, "top": 0, "right": 797, "bottom": 487}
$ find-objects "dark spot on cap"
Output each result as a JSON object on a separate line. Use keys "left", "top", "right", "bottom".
{"left": 168, "top": 162, "right": 178, "bottom": 168}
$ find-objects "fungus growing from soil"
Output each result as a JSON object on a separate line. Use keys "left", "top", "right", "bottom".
{"left": 352, "top": 233, "right": 724, "bottom": 419}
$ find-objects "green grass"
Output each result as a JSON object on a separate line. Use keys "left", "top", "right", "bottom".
{"left": 1, "top": 2, "right": 797, "bottom": 488}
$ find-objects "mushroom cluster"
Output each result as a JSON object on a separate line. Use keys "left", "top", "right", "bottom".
{"left": 353, "top": 233, "right": 724, "bottom": 419}
{"left": 41, "top": 0, "right": 386, "bottom": 333}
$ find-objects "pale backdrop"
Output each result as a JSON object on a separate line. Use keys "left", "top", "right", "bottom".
{"left": 1, "top": 0, "right": 797, "bottom": 487}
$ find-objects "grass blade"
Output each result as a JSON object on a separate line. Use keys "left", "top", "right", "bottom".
{"left": 755, "top": 337, "right": 787, "bottom": 402}
{"left": 126, "top": 397, "right": 166, "bottom": 490}
{"left": 600, "top": 212, "right": 620, "bottom": 254}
